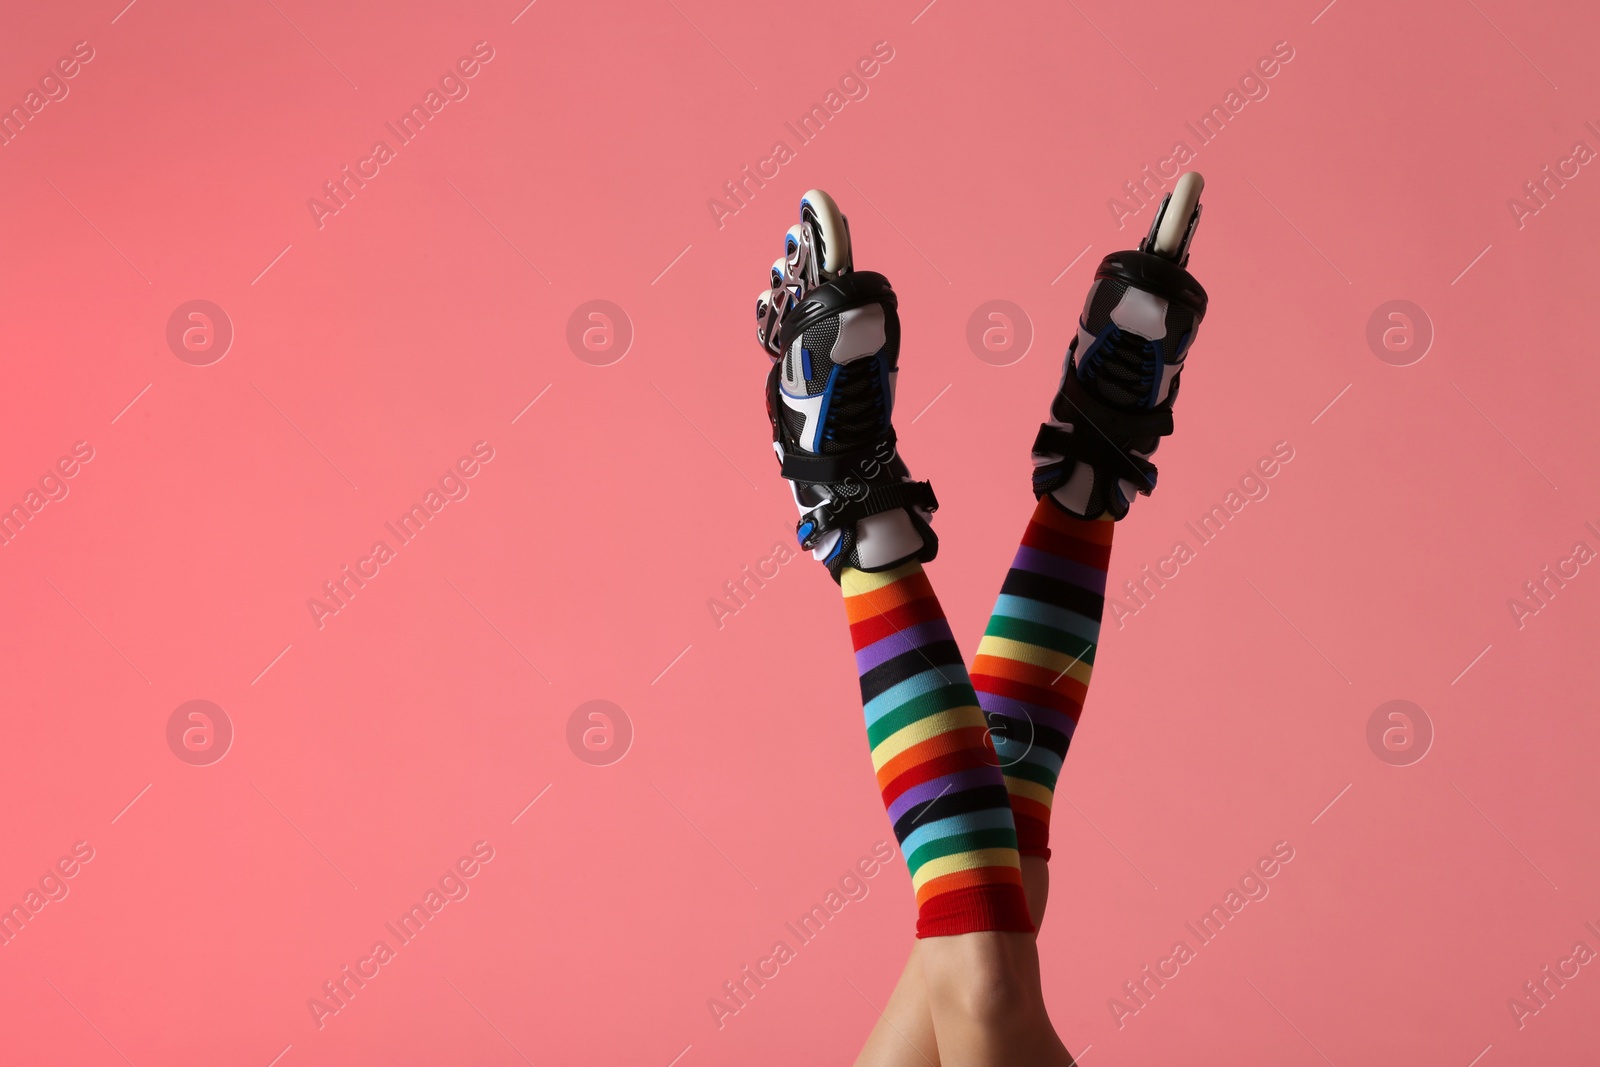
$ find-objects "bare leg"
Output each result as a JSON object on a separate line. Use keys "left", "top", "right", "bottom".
{"left": 853, "top": 951, "right": 939, "bottom": 1067}
{"left": 919, "top": 930, "right": 1076, "bottom": 1067}
{"left": 854, "top": 857, "right": 1055, "bottom": 1067}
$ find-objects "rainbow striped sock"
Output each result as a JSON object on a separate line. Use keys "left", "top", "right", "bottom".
{"left": 842, "top": 561, "right": 1035, "bottom": 937}
{"left": 970, "top": 499, "right": 1112, "bottom": 859}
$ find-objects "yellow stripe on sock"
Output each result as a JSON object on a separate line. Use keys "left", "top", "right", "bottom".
{"left": 840, "top": 562, "right": 923, "bottom": 597}
{"left": 974, "top": 635, "right": 1094, "bottom": 684}
{"left": 869, "top": 707, "right": 989, "bottom": 771}
{"left": 910, "top": 848, "right": 1025, "bottom": 889}
{"left": 1003, "top": 776, "right": 1054, "bottom": 808}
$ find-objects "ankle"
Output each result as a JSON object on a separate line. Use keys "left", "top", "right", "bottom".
{"left": 921, "top": 932, "right": 1047, "bottom": 1025}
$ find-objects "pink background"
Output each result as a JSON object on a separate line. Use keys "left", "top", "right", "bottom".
{"left": 2, "top": 0, "right": 1597, "bottom": 1063}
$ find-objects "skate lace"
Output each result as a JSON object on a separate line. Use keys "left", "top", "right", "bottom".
{"left": 821, "top": 357, "right": 888, "bottom": 452}
{"left": 1079, "top": 323, "right": 1161, "bottom": 410}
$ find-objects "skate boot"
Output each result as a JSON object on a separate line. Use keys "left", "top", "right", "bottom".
{"left": 1033, "top": 171, "right": 1211, "bottom": 519}
{"left": 754, "top": 189, "right": 938, "bottom": 582}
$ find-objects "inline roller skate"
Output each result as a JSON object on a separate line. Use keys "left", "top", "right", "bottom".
{"left": 1032, "top": 172, "right": 1211, "bottom": 519}
{"left": 754, "top": 190, "right": 939, "bottom": 581}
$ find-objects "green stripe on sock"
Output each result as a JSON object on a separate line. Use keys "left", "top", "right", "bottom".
{"left": 983, "top": 614, "right": 1098, "bottom": 663}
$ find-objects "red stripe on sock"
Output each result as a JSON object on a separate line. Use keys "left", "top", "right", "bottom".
{"left": 969, "top": 673, "right": 1086, "bottom": 721}
{"left": 878, "top": 729, "right": 1000, "bottom": 801}
{"left": 848, "top": 594, "right": 948, "bottom": 650}
{"left": 915, "top": 882, "right": 1034, "bottom": 938}
{"left": 1021, "top": 521, "right": 1113, "bottom": 569}
{"left": 1032, "top": 503, "right": 1116, "bottom": 541}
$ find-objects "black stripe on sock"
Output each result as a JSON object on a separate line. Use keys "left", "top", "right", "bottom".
{"left": 859, "top": 639, "right": 966, "bottom": 703}
{"left": 892, "top": 783, "right": 1013, "bottom": 843}
{"left": 999, "top": 569, "right": 1105, "bottom": 621}
{"left": 985, "top": 711, "right": 1072, "bottom": 760}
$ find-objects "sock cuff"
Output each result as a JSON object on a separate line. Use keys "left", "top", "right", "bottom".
{"left": 916, "top": 883, "right": 1035, "bottom": 938}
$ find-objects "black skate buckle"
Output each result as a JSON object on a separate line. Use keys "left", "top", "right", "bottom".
{"left": 1032, "top": 422, "right": 1160, "bottom": 496}
{"left": 796, "top": 480, "right": 939, "bottom": 550}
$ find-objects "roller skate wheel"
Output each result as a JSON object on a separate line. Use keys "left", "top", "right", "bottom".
{"left": 1151, "top": 171, "right": 1203, "bottom": 261}
{"left": 770, "top": 256, "right": 787, "bottom": 290}
{"left": 800, "top": 189, "right": 851, "bottom": 279}
{"left": 785, "top": 225, "right": 806, "bottom": 265}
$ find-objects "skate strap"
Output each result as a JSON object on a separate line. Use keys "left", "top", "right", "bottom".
{"left": 1032, "top": 424, "right": 1158, "bottom": 495}
{"left": 779, "top": 430, "right": 899, "bottom": 485}
{"left": 1052, "top": 369, "right": 1175, "bottom": 440}
{"left": 796, "top": 479, "right": 938, "bottom": 550}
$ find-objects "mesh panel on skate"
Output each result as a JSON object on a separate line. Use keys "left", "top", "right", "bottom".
{"left": 1083, "top": 277, "right": 1128, "bottom": 332}
{"left": 802, "top": 316, "right": 841, "bottom": 388}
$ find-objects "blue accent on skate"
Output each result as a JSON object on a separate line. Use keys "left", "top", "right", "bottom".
{"left": 1075, "top": 321, "right": 1120, "bottom": 383}
{"left": 1173, "top": 328, "right": 1194, "bottom": 360}
{"left": 797, "top": 521, "right": 815, "bottom": 546}
{"left": 802, "top": 347, "right": 813, "bottom": 380}
{"left": 824, "top": 536, "right": 844, "bottom": 564}
{"left": 876, "top": 353, "right": 893, "bottom": 427}
{"left": 809, "top": 365, "right": 840, "bottom": 452}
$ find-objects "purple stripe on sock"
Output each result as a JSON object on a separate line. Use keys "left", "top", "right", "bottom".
{"left": 1011, "top": 545, "right": 1108, "bottom": 594}
{"left": 887, "top": 766, "right": 1002, "bottom": 824}
{"left": 854, "top": 618, "right": 957, "bottom": 673}
{"left": 974, "top": 692, "right": 1059, "bottom": 725}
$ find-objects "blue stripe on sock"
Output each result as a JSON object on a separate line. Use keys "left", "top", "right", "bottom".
{"left": 990, "top": 594, "right": 1102, "bottom": 644}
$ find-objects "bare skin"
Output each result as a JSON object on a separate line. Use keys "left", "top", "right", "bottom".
{"left": 854, "top": 857, "right": 1076, "bottom": 1066}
